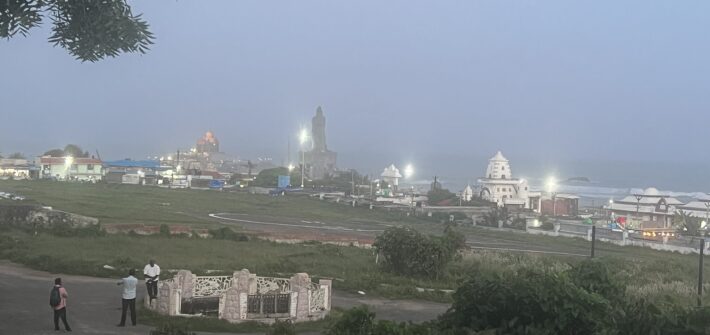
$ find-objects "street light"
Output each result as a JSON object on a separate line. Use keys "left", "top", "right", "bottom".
{"left": 403, "top": 164, "right": 414, "bottom": 179}
{"left": 299, "top": 129, "right": 309, "bottom": 188}
{"left": 546, "top": 176, "right": 558, "bottom": 216}
{"left": 608, "top": 199, "right": 615, "bottom": 225}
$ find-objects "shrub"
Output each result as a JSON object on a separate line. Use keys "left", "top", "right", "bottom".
{"left": 540, "top": 216, "right": 554, "bottom": 231}
{"left": 507, "top": 214, "right": 527, "bottom": 230}
{"left": 150, "top": 322, "right": 196, "bottom": 335}
{"left": 266, "top": 319, "right": 295, "bottom": 335}
{"left": 159, "top": 224, "right": 171, "bottom": 236}
{"left": 567, "top": 259, "right": 624, "bottom": 301}
{"left": 208, "top": 227, "right": 249, "bottom": 241}
{"left": 325, "top": 305, "right": 375, "bottom": 335}
{"left": 373, "top": 227, "right": 465, "bottom": 278}
{"left": 438, "top": 268, "right": 613, "bottom": 334}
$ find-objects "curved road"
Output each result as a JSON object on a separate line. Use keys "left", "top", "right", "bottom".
{"left": 209, "top": 213, "right": 590, "bottom": 257}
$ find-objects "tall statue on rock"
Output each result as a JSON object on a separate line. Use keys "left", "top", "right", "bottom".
{"left": 303, "top": 106, "right": 338, "bottom": 180}
{"left": 311, "top": 106, "right": 328, "bottom": 152}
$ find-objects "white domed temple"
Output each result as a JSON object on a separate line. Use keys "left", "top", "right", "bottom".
{"left": 477, "top": 151, "right": 531, "bottom": 209}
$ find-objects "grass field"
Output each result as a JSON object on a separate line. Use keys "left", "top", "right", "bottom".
{"left": 0, "top": 180, "right": 424, "bottom": 227}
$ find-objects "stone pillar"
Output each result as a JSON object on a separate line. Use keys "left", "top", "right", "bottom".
{"left": 586, "top": 228, "right": 593, "bottom": 241}
{"left": 289, "top": 292, "right": 299, "bottom": 318}
{"left": 622, "top": 231, "right": 628, "bottom": 245}
{"left": 220, "top": 286, "right": 247, "bottom": 322}
{"left": 175, "top": 270, "right": 195, "bottom": 299}
{"left": 289, "top": 273, "right": 312, "bottom": 320}
{"left": 220, "top": 269, "right": 253, "bottom": 322}
{"left": 319, "top": 279, "right": 332, "bottom": 311}
{"left": 553, "top": 222, "right": 561, "bottom": 236}
{"left": 157, "top": 280, "right": 180, "bottom": 316}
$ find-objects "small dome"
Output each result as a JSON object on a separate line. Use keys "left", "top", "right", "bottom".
{"left": 644, "top": 187, "right": 660, "bottom": 196}
{"left": 381, "top": 164, "right": 402, "bottom": 178}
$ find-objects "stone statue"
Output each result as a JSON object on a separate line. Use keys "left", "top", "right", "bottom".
{"left": 311, "top": 107, "right": 327, "bottom": 152}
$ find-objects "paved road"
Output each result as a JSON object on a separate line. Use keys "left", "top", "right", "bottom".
{"left": 0, "top": 261, "right": 448, "bottom": 335}
{"left": 210, "top": 213, "right": 591, "bottom": 257}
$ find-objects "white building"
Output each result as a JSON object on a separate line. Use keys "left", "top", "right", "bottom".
{"left": 0, "top": 159, "right": 31, "bottom": 179}
{"left": 462, "top": 185, "right": 473, "bottom": 202}
{"left": 39, "top": 156, "right": 103, "bottom": 181}
{"left": 607, "top": 187, "right": 683, "bottom": 229}
{"left": 380, "top": 164, "right": 402, "bottom": 189}
{"left": 677, "top": 195, "right": 710, "bottom": 223}
{"left": 477, "top": 151, "right": 531, "bottom": 208}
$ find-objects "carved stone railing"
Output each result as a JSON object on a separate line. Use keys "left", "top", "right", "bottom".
{"left": 309, "top": 286, "right": 326, "bottom": 313}
{"left": 150, "top": 269, "right": 331, "bottom": 323}
{"left": 194, "top": 276, "right": 232, "bottom": 297}
{"left": 256, "top": 276, "right": 291, "bottom": 294}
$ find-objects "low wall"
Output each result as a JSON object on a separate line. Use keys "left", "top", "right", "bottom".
{"left": 525, "top": 221, "right": 710, "bottom": 255}
{"left": 147, "top": 269, "right": 331, "bottom": 323}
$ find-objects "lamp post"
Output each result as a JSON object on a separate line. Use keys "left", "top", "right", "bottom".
{"left": 635, "top": 194, "right": 643, "bottom": 229}
{"left": 608, "top": 199, "right": 614, "bottom": 225}
{"left": 546, "top": 177, "right": 557, "bottom": 217}
{"left": 299, "top": 129, "right": 309, "bottom": 188}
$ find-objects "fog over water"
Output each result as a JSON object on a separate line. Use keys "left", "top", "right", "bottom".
{"left": 2, "top": 1, "right": 710, "bottom": 195}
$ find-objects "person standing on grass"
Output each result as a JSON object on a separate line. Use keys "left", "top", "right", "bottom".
{"left": 50, "top": 277, "right": 72, "bottom": 332}
{"left": 116, "top": 269, "right": 138, "bottom": 327}
{"left": 143, "top": 259, "right": 160, "bottom": 301}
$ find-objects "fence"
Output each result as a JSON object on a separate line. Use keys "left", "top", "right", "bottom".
{"left": 149, "top": 269, "right": 331, "bottom": 323}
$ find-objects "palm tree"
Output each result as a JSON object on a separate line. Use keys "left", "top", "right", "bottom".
{"left": 674, "top": 210, "right": 703, "bottom": 236}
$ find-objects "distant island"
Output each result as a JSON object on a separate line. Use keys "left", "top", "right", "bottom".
{"left": 564, "top": 177, "right": 591, "bottom": 183}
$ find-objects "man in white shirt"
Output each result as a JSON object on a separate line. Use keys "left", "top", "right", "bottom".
{"left": 116, "top": 269, "right": 138, "bottom": 327}
{"left": 143, "top": 259, "right": 160, "bottom": 301}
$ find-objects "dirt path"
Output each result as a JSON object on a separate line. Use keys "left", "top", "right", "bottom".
{"left": 0, "top": 261, "right": 449, "bottom": 334}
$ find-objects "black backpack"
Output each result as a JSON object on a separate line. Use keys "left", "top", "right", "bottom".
{"left": 49, "top": 287, "right": 61, "bottom": 307}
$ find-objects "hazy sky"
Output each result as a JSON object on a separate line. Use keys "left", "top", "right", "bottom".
{"left": 2, "top": 1, "right": 710, "bottom": 189}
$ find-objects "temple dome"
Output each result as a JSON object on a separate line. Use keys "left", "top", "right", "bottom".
{"left": 644, "top": 187, "right": 660, "bottom": 196}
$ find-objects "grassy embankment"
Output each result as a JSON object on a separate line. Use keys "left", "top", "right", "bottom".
{"left": 1, "top": 179, "right": 709, "bottom": 307}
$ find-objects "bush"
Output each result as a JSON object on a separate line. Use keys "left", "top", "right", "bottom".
{"left": 150, "top": 322, "right": 196, "bottom": 335}
{"left": 540, "top": 216, "right": 554, "bottom": 231}
{"left": 159, "top": 224, "right": 171, "bottom": 236}
{"left": 325, "top": 305, "right": 375, "bottom": 335}
{"left": 373, "top": 227, "right": 465, "bottom": 278}
{"left": 208, "top": 227, "right": 249, "bottom": 241}
{"left": 438, "top": 268, "right": 613, "bottom": 334}
{"left": 507, "top": 214, "right": 527, "bottom": 230}
{"left": 266, "top": 319, "right": 295, "bottom": 335}
{"left": 617, "top": 298, "right": 710, "bottom": 334}
{"left": 567, "top": 259, "right": 624, "bottom": 301}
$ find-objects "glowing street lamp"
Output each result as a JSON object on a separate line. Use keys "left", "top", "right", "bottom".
{"left": 546, "top": 176, "right": 558, "bottom": 216}
{"left": 298, "top": 129, "right": 309, "bottom": 188}
{"left": 288, "top": 164, "right": 295, "bottom": 172}
{"left": 403, "top": 164, "right": 414, "bottom": 179}
{"left": 64, "top": 156, "right": 74, "bottom": 181}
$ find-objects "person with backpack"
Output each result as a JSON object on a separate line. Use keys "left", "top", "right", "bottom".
{"left": 50, "top": 277, "right": 71, "bottom": 332}
{"left": 116, "top": 269, "right": 138, "bottom": 327}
